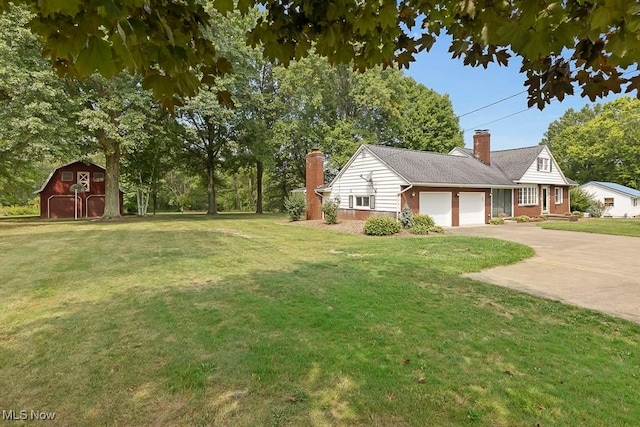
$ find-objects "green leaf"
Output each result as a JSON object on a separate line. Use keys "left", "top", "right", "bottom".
{"left": 38, "top": 0, "right": 82, "bottom": 16}
{"left": 237, "top": 0, "right": 254, "bottom": 14}
{"left": 213, "top": 0, "right": 234, "bottom": 15}
{"left": 590, "top": 6, "right": 615, "bottom": 30}
{"left": 378, "top": 2, "right": 397, "bottom": 29}
{"left": 75, "top": 37, "right": 116, "bottom": 78}
{"left": 95, "top": 0, "right": 122, "bottom": 19}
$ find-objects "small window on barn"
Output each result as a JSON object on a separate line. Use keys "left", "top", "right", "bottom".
{"left": 93, "top": 172, "right": 105, "bottom": 182}
{"left": 604, "top": 197, "right": 614, "bottom": 207}
{"left": 61, "top": 171, "right": 74, "bottom": 181}
{"left": 77, "top": 171, "right": 90, "bottom": 192}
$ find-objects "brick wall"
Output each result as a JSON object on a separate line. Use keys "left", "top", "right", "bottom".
{"left": 400, "top": 186, "right": 490, "bottom": 226}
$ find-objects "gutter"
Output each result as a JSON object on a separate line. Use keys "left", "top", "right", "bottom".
{"left": 315, "top": 188, "right": 326, "bottom": 219}
{"left": 409, "top": 182, "right": 515, "bottom": 189}
{"left": 397, "top": 185, "right": 414, "bottom": 218}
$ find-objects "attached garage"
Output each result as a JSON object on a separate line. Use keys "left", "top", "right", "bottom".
{"left": 419, "top": 192, "right": 452, "bottom": 227}
{"left": 459, "top": 192, "right": 486, "bottom": 225}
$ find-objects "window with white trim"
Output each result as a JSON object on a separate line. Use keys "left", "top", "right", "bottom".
{"left": 349, "top": 195, "right": 375, "bottom": 209}
{"left": 77, "top": 171, "right": 90, "bottom": 192}
{"left": 554, "top": 187, "right": 563, "bottom": 204}
{"left": 518, "top": 186, "right": 538, "bottom": 206}
{"left": 604, "top": 197, "right": 614, "bottom": 207}
{"left": 61, "top": 171, "right": 74, "bottom": 181}
{"left": 93, "top": 172, "right": 105, "bottom": 182}
{"left": 537, "top": 157, "right": 550, "bottom": 172}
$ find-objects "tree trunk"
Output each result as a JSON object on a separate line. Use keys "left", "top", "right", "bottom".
{"left": 152, "top": 184, "right": 157, "bottom": 216}
{"left": 102, "top": 140, "right": 121, "bottom": 219}
{"left": 248, "top": 169, "right": 255, "bottom": 208}
{"left": 233, "top": 174, "right": 241, "bottom": 211}
{"left": 256, "top": 160, "right": 264, "bottom": 214}
{"left": 207, "top": 159, "right": 217, "bottom": 215}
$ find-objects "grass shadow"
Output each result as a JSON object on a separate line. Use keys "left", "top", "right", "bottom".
{"left": 2, "top": 251, "right": 639, "bottom": 426}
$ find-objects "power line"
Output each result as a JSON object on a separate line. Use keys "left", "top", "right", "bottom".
{"left": 460, "top": 68, "right": 639, "bottom": 133}
{"left": 457, "top": 90, "right": 527, "bottom": 118}
{"left": 463, "top": 107, "right": 534, "bottom": 132}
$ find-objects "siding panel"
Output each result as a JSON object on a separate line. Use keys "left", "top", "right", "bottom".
{"left": 329, "top": 148, "right": 408, "bottom": 213}
{"left": 580, "top": 184, "right": 640, "bottom": 217}
{"left": 519, "top": 146, "right": 568, "bottom": 185}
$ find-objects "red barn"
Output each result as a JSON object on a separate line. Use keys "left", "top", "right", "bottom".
{"left": 36, "top": 161, "right": 124, "bottom": 219}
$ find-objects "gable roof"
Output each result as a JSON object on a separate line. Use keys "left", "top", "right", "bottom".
{"left": 581, "top": 181, "right": 640, "bottom": 198}
{"left": 365, "top": 145, "right": 515, "bottom": 187}
{"left": 35, "top": 160, "right": 107, "bottom": 194}
{"left": 490, "top": 146, "right": 545, "bottom": 181}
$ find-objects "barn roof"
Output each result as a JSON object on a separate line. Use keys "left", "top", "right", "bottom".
{"left": 34, "top": 160, "right": 106, "bottom": 194}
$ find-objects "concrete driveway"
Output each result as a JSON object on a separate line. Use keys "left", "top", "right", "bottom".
{"left": 450, "top": 223, "right": 640, "bottom": 323}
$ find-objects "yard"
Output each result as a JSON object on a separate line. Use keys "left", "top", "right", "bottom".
{"left": 1, "top": 214, "right": 639, "bottom": 426}
{"left": 540, "top": 217, "right": 640, "bottom": 237}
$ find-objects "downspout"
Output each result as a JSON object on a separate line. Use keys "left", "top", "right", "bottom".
{"left": 315, "top": 189, "right": 325, "bottom": 219}
{"left": 397, "top": 185, "right": 414, "bottom": 218}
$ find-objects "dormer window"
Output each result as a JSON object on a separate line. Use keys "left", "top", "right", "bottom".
{"left": 537, "top": 157, "right": 550, "bottom": 172}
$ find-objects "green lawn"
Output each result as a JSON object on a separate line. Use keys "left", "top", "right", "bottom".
{"left": 1, "top": 215, "right": 639, "bottom": 426}
{"left": 540, "top": 217, "right": 640, "bottom": 237}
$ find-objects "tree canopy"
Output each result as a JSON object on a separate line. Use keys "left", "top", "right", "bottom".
{"left": 1, "top": 0, "right": 638, "bottom": 109}
{"left": 542, "top": 97, "right": 640, "bottom": 189}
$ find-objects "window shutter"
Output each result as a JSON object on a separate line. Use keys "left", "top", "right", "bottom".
{"left": 550, "top": 161, "right": 552, "bottom": 172}
{"left": 370, "top": 195, "right": 375, "bottom": 209}
{"left": 536, "top": 158, "right": 540, "bottom": 171}
{"left": 349, "top": 195, "right": 353, "bottom": 208}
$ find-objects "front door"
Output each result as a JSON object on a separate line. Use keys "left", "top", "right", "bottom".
{"left": 541, "top": 186, "right": 550, "bottom": 214}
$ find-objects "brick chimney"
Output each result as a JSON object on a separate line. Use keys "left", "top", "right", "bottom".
{"left": 473, "top": 130, "right": 491, "bottom": 165}
{"left": 305, "top": 148, "right": 324, "bottom": 220}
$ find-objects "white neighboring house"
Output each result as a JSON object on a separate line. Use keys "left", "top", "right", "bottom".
{"left": 579, "top": 181, "right": 640, "bottom": 217}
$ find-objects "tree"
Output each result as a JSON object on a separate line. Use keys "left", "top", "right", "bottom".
{"left": 2, "top": 0, "right": 638, "bottom": 108}
{"left": 176, "top": 8, "right": 257, "bottom": 215}
{"left": 263, "top": 56, "right": 463, "bottom": 209}
{"left": 121, "top": 109, "right": 182, "bottom": 216}
{"left": 541, "top": 97, "right": 640, "bottom": 189}
{"left": 76, "top": 74, "right": 152, "bottom": 218}
{"left": 178, "top": 85, "right": 237, "bottom": 214}
{"left": 0, "top": 5, "right": 80, "bottom": 202}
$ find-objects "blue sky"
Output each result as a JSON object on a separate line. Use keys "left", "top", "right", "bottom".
{"left": 404, "top": 38, "right": 633, "bottom": 151}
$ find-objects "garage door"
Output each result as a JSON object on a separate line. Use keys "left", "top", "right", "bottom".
{"left": 459, "top": 192, "right": 486, "bottom": 226}
{"left": 419, "top": 192, "right": 452, "bottom": 227}
{"left": 48, "top": 196, "right": 81, "bottom": 219}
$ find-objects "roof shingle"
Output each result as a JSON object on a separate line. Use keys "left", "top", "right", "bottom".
{"left": 365, "top": 145, "right": 514, "bottom": 186}
{"left": 490, "top": 146, "right": 544, "bottom": 181}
